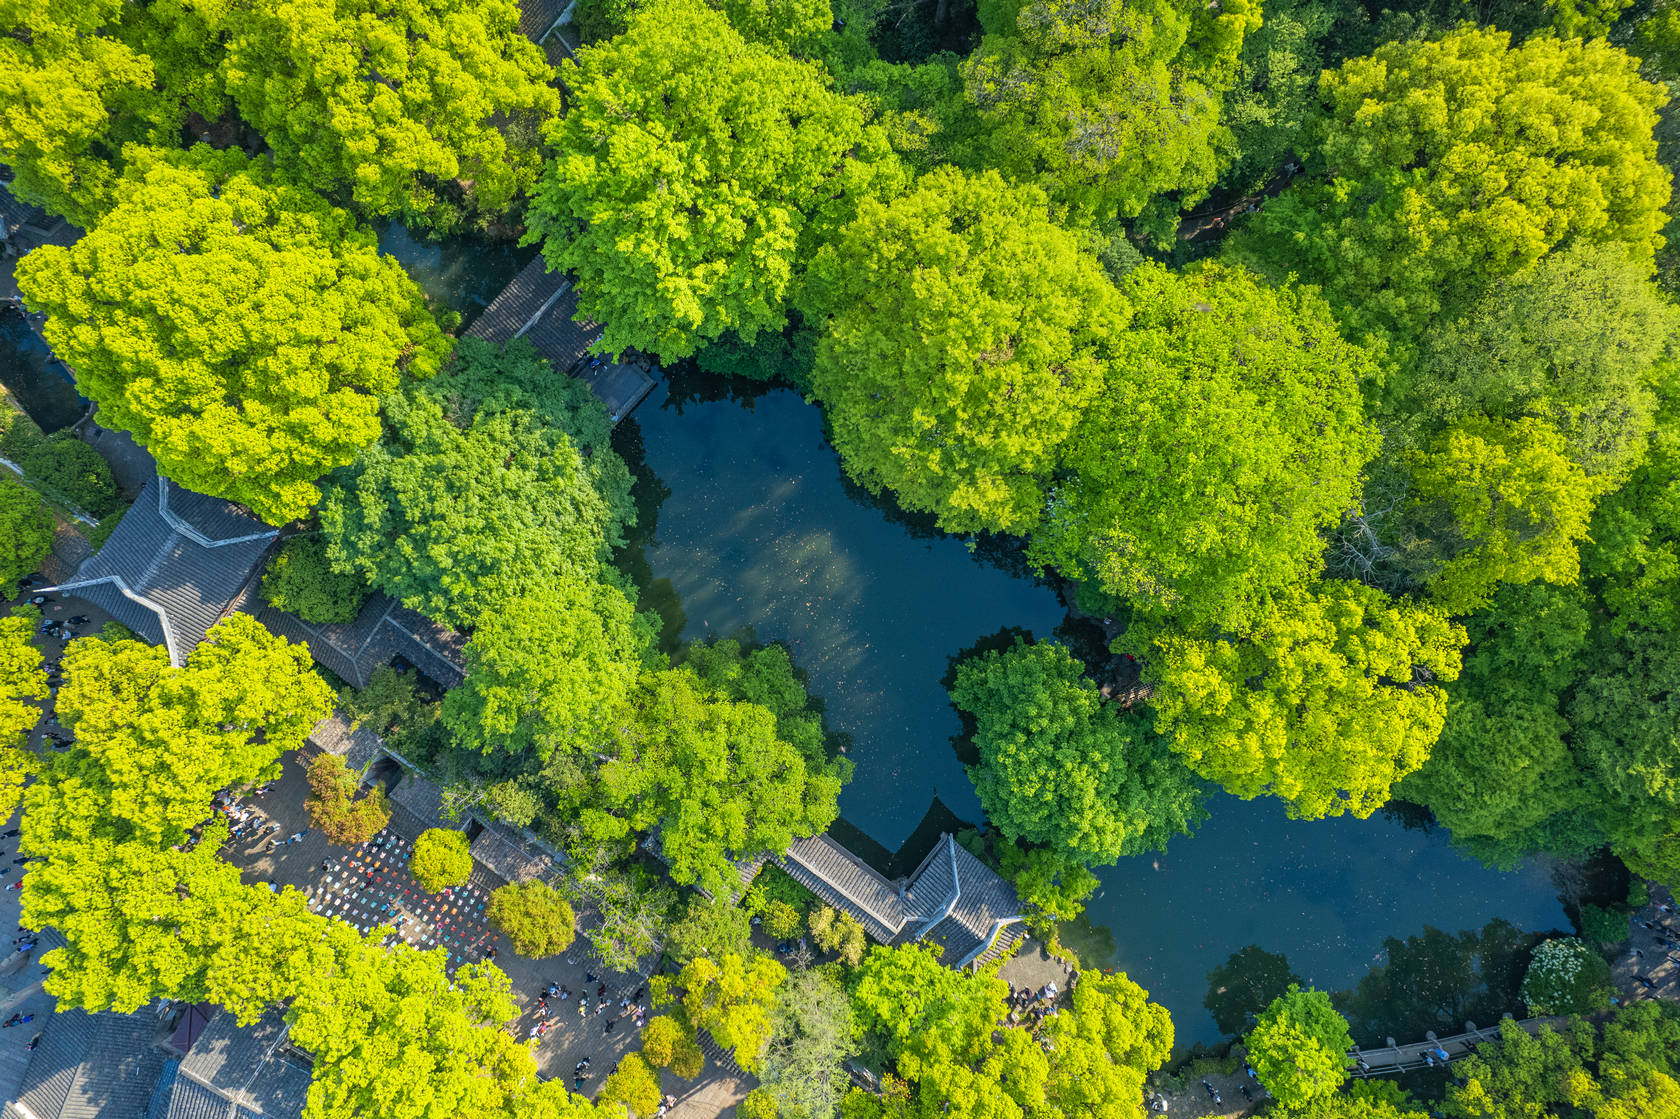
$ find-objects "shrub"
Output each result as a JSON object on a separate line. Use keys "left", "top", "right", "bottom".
{"left": 411, "top": 827, "right": 473, "bottom": 892}
{"left": 1629, "top": 881, "right": 1650, "bottom": 908}
{"left": 87, "top": 507, "right": 125, "bottom": 551}
{"left": 1580, "top": 903, "right": 1631, "bottom": 946}
{"left": 0, "top": 475, "right": 53, "bottom": 585}
{"left": 1521, "top": 938, "right": 1613, "bottom": 1015}
{"left": 261, "top": 534, "right": 369, "bottom": 624}
{"left": 487, "top": 880, "right": 576, "bottom": 957}
{"left": 808, "top": 905, "right": 868, "bottom": 966}
{"left": 304, "top": 754, "right": 391, "bottom": 846}
{"left": 20, "top": 434, "right": 119, "bottom": 517}
{"left": 745, "top": 864, "right": 815, "bottom": 938}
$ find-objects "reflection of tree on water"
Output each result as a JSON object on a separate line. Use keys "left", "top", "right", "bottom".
{"left": 940, "top": 625, "right": 1039, "bottom": 768}
{"left": 1203, "top": 919, "right": 1567, "bottom": 1050}
{"left": 610, "top": 412, "right": 686, "bottom": 652}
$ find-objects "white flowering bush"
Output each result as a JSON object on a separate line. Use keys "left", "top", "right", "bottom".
{"left": 1521, "top": 937, "right": 1612, "bottom": 1015}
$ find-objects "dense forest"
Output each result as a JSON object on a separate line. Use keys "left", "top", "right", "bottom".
{"left": 4, "top": 0, "right": 1680, "bottom": 1114}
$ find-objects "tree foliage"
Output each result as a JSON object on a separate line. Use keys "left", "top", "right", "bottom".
{"left": 1142, "top": 580, "right": 1465, "bottom": 820}
{"left": 220, "top": 0, "right": 558, "bottom": 227}
{"left": 261, "top": 535, "right": 369, "bottom": 625}
{"left": 0, "top": 476, "right": 54, "bottom": 586}
{"left": 305, "top": 753, "right": 391, "bottom": 846}
{"left": 761, "top": 967, "right": 857, "bottom": 1119}
{"left": 959, "top": 0, "right": 1259, "bottom": 224}
{"left": 443, "top": 578, "right": 642, "bottom": 759}
{"left": 598, "top": 666, "right": 850, "bottom": 898}
{"left": 1237, "top": 27, "right": 1671, "bottom": 345}
{"left": 411, "top": 828, "right": 473, "bottom": 893}
{"left": 320, "top": 344, "right": 633, "bottom": 629}
{"left": 527, "top": 0, "right": 878, "bottom": 359}
{"left": 16, "top": 148, "right": 448, "bottom": 524}
{"left": 487, "top": 881, "right": 576, "bottom": 958}
{"left": 951, "top": 638, "right": 1204, "bottom": 863}
{"left": 1519, "top": 937, "right": 1612, "bottom": 1017}
{"left": 803, "top": 165, "right": 1128, "bottom": 534}
{"left": 653, "top": 952, "right": 788, "bottom": 1073}
{"left": 1246, "top": 985, "right": 1352, "bottom": 1109}
{"left": 1035, "top": 262, "right": 1378, "bottom": 630}
{"left": 0, "top": 610, "right": 45, "bottom": 822}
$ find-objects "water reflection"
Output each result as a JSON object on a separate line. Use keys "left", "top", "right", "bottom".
{"left": 373, "top": 221, "right": 534, "bottom": 329}
{"left": 0, "top": 305, "right": 82, "bottom": 432}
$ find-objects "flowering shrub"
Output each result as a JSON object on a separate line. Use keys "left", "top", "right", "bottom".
{"left": 1521, "top": 938, "right": 1612, "bottom": 1015}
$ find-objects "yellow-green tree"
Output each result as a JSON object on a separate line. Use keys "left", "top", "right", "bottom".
{"left": 802, "top": 166, "right": 1130, "bottom": 535}
{"left": 526, "top": 0, "right": 880, "bottom": 359}
{"left": 959, "top": 0, "right": 1258, "bottom": 228}
{"left": 652, "top": 952, "right": 787, "bottom": 1072}
{"left": 0, "top": 611, "right": 45, "bottom": 821}
{"left": 1237, "top": 27, "right": 1670, "bottom": 345}
{"left": 1245, "top": 985, "right": 1352, "bottom": 1110}
{"left": 220, "top": 0, "right": 558, "bottom": 228}
{"left": 16, "top": 147, "right": 448, "bottom": 524}
{"left": 1142, "top": 581, "right": 1465, "bottom": 820}
{"left": 1034, "top": 262, "right": 1378, "bottom": 630}
{"left": 0, "top": 477, "right": 54, "bottom": 586}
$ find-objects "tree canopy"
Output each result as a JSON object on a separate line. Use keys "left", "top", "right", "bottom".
{"left": 0, "top": 477, "right": 54, "bottom": 585}
{"left": 951, "top": 638, "right": 1204, "bottom": 864}
{"left": 803, "top": 165, "right": 1128, "bottom": 534}
{"left": 1246, "top": 986, "right": 1352, "bottom": 1109}
{"left": 16, "top": 147, "right": 448, "bottom": 524}
{"left": 220, "top": 0, "right": 558, "bottom": 227}
{"left": 1034, "top": 262, "right": 1378, "bottom": 630}
{"left": 1142, "top": 580, "right": 1465, "bottom": 820}
{"left": 526, "top": 0, "right": 880, "bottom": 359}
{"left": 0, "top": 610, "right": 45, "bottom": 822}
{"left": 1237, "top": 27, "right": 1670, "bottom": 345}
{"left": 320, "top": 343, "right": 634, "bottom": 629}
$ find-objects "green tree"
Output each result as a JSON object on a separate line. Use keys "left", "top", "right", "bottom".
{"left": 527, "top": 0, "right": 875, "bottom": 359}
{"left": 411, "top": 828, "right": 473, "bottom": 892}
{"left": 1236, "top": 27, "right": 1671, "bottom": 345}
{"left": 1042, "top": 971, "right": 1175, "bottom": 1119}
{"left": 807, "top": 905, "right": 868, "bottom": 967}
{"left": 950, "top": 639, "right": 1205, "bottom": 863}
{"left": 641, "top": 1014, "right": 706, "bottom": 1078}
{"left": 563, "top": 854, "right": 674, "bottom": 972}
{"left": 1143, "top": 581, "right": 1465, "bottom": 820}
{"left": 487, "top": 881, "right": 576, "bottom": 957}
{"left": 1409, "top": 246, "right": 1679, "bottom": 480}
{"left": 16, "top": 148, "right": 449, "bottom": 524}
{"left": 305, "top": 753, "right": 391, "bottom": 846}
{"left": 21, "top": 434, "right": 120, "bottom": 517}
{"left": 0, "top": 610, "right": 45, "bottom": 821}
{"left": 958, "top": 0, "right": 1259, "bottom": 226}
{"left": 1035, "top": 262, "right": 1378, "bottom": 631}
{"left": 601, "top": 1052, "right": 663, "bottom": 1116}
{"left": 1246, "top": 985, "right": 1352, "bottom": 1109}
{"left": 0, "top": 0, "right": 182, "bottom": 223}
{"left": 1402, "top": 417, "right": 1607, "bottom": 614}
{"left": 1587, "top": 392, "right": 1680, "bottom": 635}
{"left": 998, "top": 842, "right": 1100, "bottom": 928}
{"left": 261, "top": 535, "right": 369, "bottom": 624}
{"left": 443, "top": 578, "right": 642, "bottom": 758}
{"left": 1204, "top": 946, "right": 1303, "bottom": 1037}
{"left": 320, "top": 372, "right": 633, "bottom": 629}
{"left": 665, "top": 894, "right": 754, "bottom": 964}
{"left": 0, "top": 476, "right": 54, "bottom": 585}
{"left": 1398, "top": 583, "right": 1597, "bottom": 868}
{"left": 761, "top": 967, "right": 857, "bottom": 1119}
{"left": 220, "top": 0, "right": 558, "bottom": 228}
{"left": 653, "top": 952, "right": 788, "bottom": 1072}
{"left": 600, "top": 668, "right": 850, "bottom": 899}
{"left": 1218, "top": 0, "right": 1340, "bottom": 196}
{"left": 802, "top": 166, "right": 1128, "bottom": 535}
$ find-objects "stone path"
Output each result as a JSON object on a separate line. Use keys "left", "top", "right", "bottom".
{"left": 1614, "top": 883, "right": 1680, "bottom": 1005}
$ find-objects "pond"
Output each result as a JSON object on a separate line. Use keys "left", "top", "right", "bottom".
{"left": 617, "top": 370, "right": 1571, "bottom": 1048}
{"left": 0, "top": 304, "right": 83, "bottom": 433}
{"left": 374, "top": 221, "right": 535, "bottom": 331}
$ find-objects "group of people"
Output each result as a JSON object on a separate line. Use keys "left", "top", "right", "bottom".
{"left": 530, "top": 973, "right": 652, "bottom": 1046}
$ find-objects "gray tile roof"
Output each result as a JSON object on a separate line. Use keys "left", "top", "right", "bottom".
{"left": 388, "top": 771, "right": 450, "bottom": 833}
{"left": 171, "top": 1009, "right": 309, "bottom": 1119}
{"left": 2, "top": 1009, "right": 168, "bottom": 1119}
{"left": 307, "top": 713, "right": 385, "bottom": 772}
{"left": 256, "top": 592, "right": 465, "bottom": 690}
{"left": 47, "top": 476, "right": 277, "bottom": 665}
{"left": 517, "top": 0, "right": 568, "bottom": 42}
{"left": 470, "top": 822, "right": 557, "bottom": 886}
{"left": 778, "top": 835, "right": 909, "bottom": 943}
{"left": 466, "top": 258, "right": 654, "bottom": 423}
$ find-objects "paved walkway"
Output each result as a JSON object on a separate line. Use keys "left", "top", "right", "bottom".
{"left": 1614, "top": 883, "right": 1680, "bottom": 1004}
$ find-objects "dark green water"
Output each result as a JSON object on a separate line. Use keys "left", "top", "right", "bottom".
{"left": 618, "top": 371, "right": 1570, "bottom": 1046}
{"left": 0, "top": 305, "right": 83, "bottom": 433}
